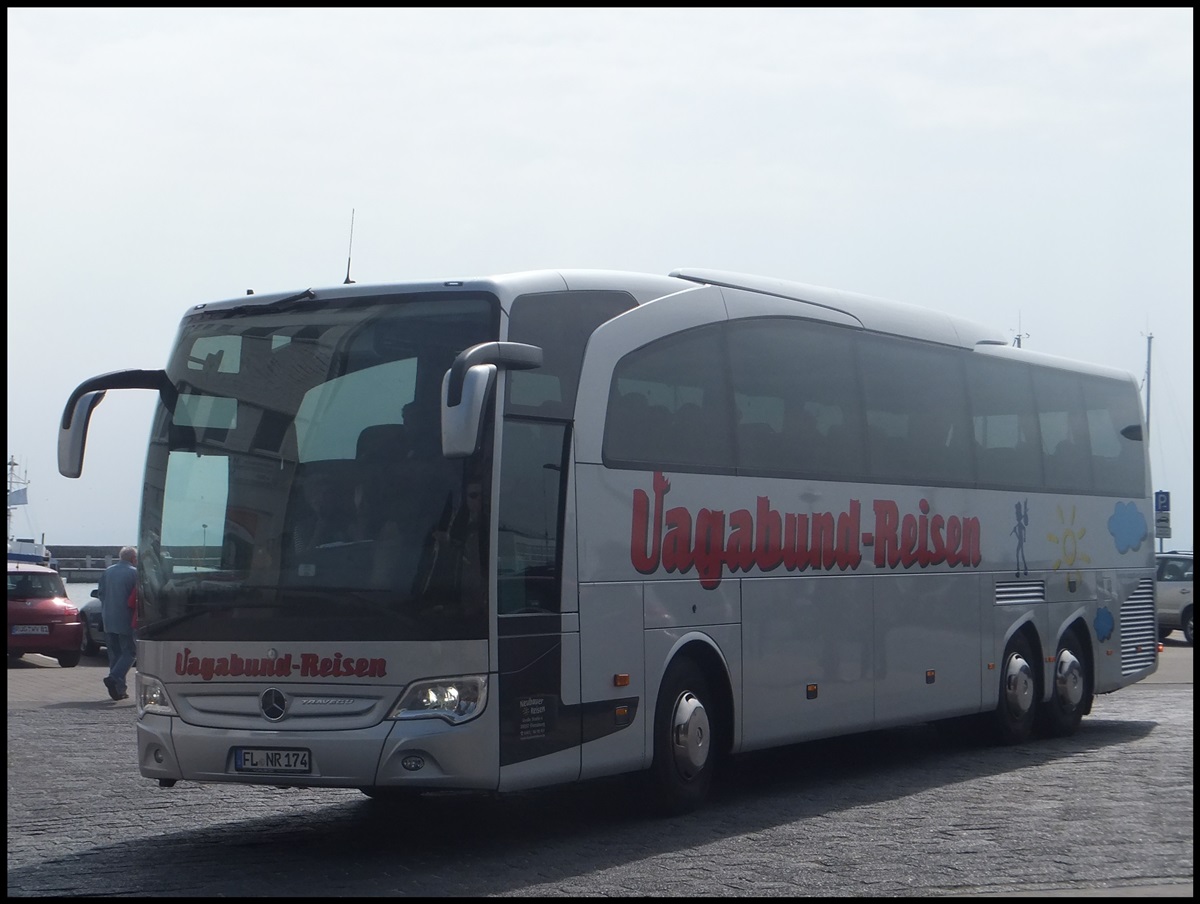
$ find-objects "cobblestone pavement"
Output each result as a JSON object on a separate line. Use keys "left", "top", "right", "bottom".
{"left": 7, "top": 645, "right": 1193, "bottom": 898}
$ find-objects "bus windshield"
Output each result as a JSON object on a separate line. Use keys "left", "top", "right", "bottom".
{"left": 137, "top": 292, "right": 499, "bottom": 643}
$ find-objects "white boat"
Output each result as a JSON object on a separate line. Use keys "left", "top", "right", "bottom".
{"left": 7, "top": 455, "right": 58, "bottom": 569}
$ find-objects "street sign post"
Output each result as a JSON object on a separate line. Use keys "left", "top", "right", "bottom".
{"left": 1155, "top": 511, "right": 1172, "bottom": 539}
{"left": 1154, "top": 491, "right": 1172, "bottom": 543}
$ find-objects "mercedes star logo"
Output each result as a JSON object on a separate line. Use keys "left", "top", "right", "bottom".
{"left": 260, "top": 687, "right": 288, "bottom": 721}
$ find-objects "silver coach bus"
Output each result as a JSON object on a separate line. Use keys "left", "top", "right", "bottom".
{"left": 59, "top": 268, "right": 1158, "bottom": 813}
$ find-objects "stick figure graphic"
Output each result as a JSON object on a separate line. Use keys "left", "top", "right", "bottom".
{"left": 1010, "top": 499, "right": 1029, "bottom": 577}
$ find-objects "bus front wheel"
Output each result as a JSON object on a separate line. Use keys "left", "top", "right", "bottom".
{"left": 993, "top": 633, "right": 1038, "bottom": 745}
{"left": 648, "top": 656, "right": 715, "bottom": 816}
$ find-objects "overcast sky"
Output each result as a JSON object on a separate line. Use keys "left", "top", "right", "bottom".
{"left": 7, "top": 7, "right": 1194, "bottom": 552}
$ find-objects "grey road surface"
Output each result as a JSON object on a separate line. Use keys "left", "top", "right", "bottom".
{"left": 7, "top": 640, "right": 1193, "bottom": 897}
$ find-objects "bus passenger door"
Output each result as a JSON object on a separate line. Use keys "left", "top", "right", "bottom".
{"left": 494, "top": 416, "right": 582, "bottom": 791}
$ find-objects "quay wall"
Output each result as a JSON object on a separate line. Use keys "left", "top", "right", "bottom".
{"left": 50, "top": 546, "right": 123, "bottom": 582}
{"left": 49, "top": 545, "right": 211, "bottom": 581}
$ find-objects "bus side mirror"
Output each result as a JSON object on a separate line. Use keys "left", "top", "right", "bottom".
{"left": 441, "top": 364, "right": 496, "bottom": 458}
{"left": 58, "top": 390, "right": 107, "bottom": 479}
{"left": 441, "top": 342, "right": 543, "bottom": 458}
{"left": 58, "top": 369, "right": 175, "bottom": 478}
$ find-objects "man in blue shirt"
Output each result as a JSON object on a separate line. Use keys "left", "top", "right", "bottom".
{"left": 97, "top": 546, "right": 137, "bottom": 701}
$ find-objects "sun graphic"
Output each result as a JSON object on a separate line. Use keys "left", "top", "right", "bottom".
{"left": 1047, "top": 503, "right": 1092, "bottom": 592}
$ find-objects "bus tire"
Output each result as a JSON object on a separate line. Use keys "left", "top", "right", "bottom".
{"left": 992, "top": 632, "right": 1038, "bottom": 745}
{"left": 648, "top": 656, "right": 715, "bottom": 816}
{"left": 1035, "top": 628, "right": 1091, "bottom": 738}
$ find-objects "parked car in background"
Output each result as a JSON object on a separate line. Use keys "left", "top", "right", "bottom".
{"left": 1156, "top": 550, "right": 1193, "bottom": 645}
{"left": 80, "top": 589, "right": 106, "bottom": 656}
{"left": 7, "top": 560, "right": 83, "bottom": 668}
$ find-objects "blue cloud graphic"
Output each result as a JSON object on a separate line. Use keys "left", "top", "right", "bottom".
{"left": 1094, "top": 606, "right": 1115, "bottom": 643}
{"left": 1108, "top": 502, "right": 1148, "bottom": 553}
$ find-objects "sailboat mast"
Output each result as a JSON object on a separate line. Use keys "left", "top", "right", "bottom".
{"left": 7, "top": 455, "right": 15, "bottom": 543}
{"left": 1144, "top": 333, "right": 1152, "bottom": 441}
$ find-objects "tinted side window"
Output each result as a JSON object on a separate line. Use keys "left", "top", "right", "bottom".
{"left": 604, "top": 324, "right": 734, "bottom": 472}
{"left": 507, "top": 291, "right": 636, "bottom": 420}
{"left": 601, "top": 315, "right": 1147, "bottom": 498}
{"left": 1080, "top": 374, "right": 1145, "bottom": 498}
{"left": 1033, "top": 369, "right": 1093, "bottom": 492}
{"left": 726, "top": 318, "right": 864, "bottom": 479}
{"left": 967, "top": 356, "right": 1044, "bottom": 489}
{"left": 859, "top": 334, "right": 973, "bottom": 486}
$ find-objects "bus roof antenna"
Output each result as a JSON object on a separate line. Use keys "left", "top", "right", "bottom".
{"left": 1010, "top": 311, "right": 1028, "bottom": 348}
{"left": 343, "top": 208, "right": 356, "bottom": 285}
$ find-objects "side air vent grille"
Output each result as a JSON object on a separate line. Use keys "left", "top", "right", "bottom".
{"left": 1120, "top": 578, "right": 1157, "bottom": 675}
{"left": 995, "top": 580, "right": 1045, "bottom": 605}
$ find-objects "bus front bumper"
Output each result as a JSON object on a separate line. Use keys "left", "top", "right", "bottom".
{"left": 137, "top": 710, "right": 499, "bottom": 791}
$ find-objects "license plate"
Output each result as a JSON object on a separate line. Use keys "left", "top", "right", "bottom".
{"left": 12, "top": 625, "right": 50, "bottom": 635}
{"left": 234, "top": 748, "right": 311, "bottom": 774}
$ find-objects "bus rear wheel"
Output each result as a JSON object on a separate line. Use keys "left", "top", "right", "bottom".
{"left": 648, "top": 656, "right": 715, "bottom": 816}
{"left": 1036, "top": 629, "right": 1091, "bottom": 738}
{"left": 992, "top": 633, "right": 1038, "bottom": 745}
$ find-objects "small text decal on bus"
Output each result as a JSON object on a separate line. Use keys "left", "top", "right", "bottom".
{"left": 631, "top": 471, "right": 981, "bottom": 589}
{"left": 175, "top": 648, "right": 388, "bottom": 681}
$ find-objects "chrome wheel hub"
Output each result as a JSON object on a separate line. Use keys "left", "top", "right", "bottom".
{"left": 670, "top": 690, "right": 710, "bottom": 780}
{"left": 1003, "top": 650, "right": 1035, "bottom": 718}
{"left": 1053, "top": 649, "right": 1084, "bottom": 708}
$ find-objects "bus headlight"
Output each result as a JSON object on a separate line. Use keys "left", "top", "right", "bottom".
{"left": 390, "top": 675, "right": 487, "bottom": 724}
{"left": 136, "top": 674, "right": 177, "bottom": 717}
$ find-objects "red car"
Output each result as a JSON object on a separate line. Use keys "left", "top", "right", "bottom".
{"left": 7, "top": 561, "right": 82, "bottom": 668}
